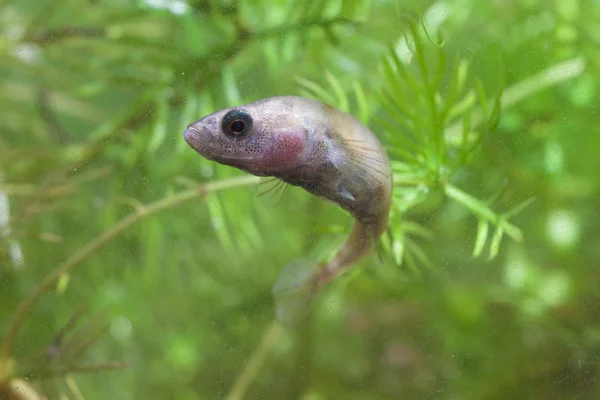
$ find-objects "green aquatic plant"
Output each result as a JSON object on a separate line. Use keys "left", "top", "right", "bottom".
{"left": 0, "top": 0, "right": 594, "bottom": 399}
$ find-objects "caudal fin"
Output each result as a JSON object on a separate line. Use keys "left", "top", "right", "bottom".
{"left": 272, "top": 259, "right": 321, "bottom": 329}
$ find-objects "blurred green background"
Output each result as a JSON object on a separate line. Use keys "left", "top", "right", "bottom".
{"left": 1, "top": 0, "right": 599, "bottom": 399}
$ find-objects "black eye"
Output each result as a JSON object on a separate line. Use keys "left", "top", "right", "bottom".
{"left": 221, "top": 109, "right": 253, "bottom": 137}
{"left": 230, "top": 120, "right": 245, "bottom": 133}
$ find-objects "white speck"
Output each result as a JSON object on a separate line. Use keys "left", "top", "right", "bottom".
{"left": 211, "top": 217, "right": 222, "bottom": 229}
{"left": 546, "top": 210, "right": 579, "bottom": 248}
{"left": 0, "top": 190, "right": 24, "bottom": 269}
{"left": 0, "top": 192, "right": 9, "bottom": 232}
{"left": 110, "top": 316, "right": 133, "bottom": 339}
{"left": 9, "top": 244, "right": 24, "bottom": 266}
{"left": 168, "top": 0, "right": 188, "bottom": 15}
{"left": 142, "top": 0, "right": 189, "bottom": 15}
{"left": 505, "top": 259, "right": 529, "bottom": 289}
{"left": 200, "top": 165, "right": 213, "bottom": 178}
{"left": 144, "top": 0, "right": 167, "bottom": 8}
{"left": 11, "top": 44, "right": 41, "bottom": 64}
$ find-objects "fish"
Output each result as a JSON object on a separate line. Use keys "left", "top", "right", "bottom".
{"left": 183, "top": 96, "right": 392, "bottom": 327}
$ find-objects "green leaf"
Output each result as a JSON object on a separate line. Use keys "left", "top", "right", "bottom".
{"left": 446, "top": 90, "right": 476, "bottom": 123}
{"left": 296, "top": 76, "right": 337, "bottom": 106}
{"left": 456, "top": 59, "right": 470, "bottom": 95}
{"left": 472, "top": 219, "right": 489, "bottom": 258}
{"left": 503, "top": 197, "right": 536, "bottom": 220}
{"left": 392, "top": 236, "right": 405, "bottom": 265}
{"left": 445, "top": 183, "right": 523, "bottom": 241}
{"left": 147, "top": 91, "right": 170, "bottom": 154}
{"left": 476, "top": 78, "right": 489, "bottom": 120}
{"left": 325, "top": 71, "right": 349, "bottom": 111}
{"left": 406, "top": 238, "right": 434, "bottom": 272}
{"left": 402, "top": 222, "right": 433, "bottom": 240}
{"left": 353, "top": 81, "right": 370, "bottom": 124}
{"left": 222, "top": 66, "right": 241, "bottom": 106}
{"left": 488, "top": 226, "right": 504, "bottom": 259}
{"left": 207, "top": 194, "right": 235, "bottom": 252}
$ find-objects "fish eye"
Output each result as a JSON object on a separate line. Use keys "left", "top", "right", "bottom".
{"left": 221, "top": 109, "right": 253, "bottom": 138}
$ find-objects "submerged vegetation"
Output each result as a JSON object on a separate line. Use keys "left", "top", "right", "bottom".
{"left": 1, "top": 0, "right": 599, "bottom": 398}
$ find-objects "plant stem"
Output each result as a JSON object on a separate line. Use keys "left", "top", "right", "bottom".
{"left": 0, "top": 175, "right": 261, "bottom": 359}
{"left": 226, "top": 321, "right": 283, "bottom": 400}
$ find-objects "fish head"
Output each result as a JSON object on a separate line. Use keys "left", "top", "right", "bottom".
{"left": 184, "top": 98, "right": 316, "bottom": 174}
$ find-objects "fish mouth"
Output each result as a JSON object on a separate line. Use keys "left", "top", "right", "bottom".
{"left": 183, "top": 126, "right": 201, "bottom": 145}
{"left": 183, "top": 126, "right": 210, "bottom": 156}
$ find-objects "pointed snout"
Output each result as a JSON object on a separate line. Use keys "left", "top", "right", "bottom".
{"left": 183, "top": 125, "right": 200, "bottom": 145}
{"left": 182, "top": 120, "right": 208, "bottom": 155}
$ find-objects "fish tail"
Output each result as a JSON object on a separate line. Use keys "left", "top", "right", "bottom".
{"left": 272, "top": 258, "right": 321, "bottom": 328}
{"left": 320, "top": 221, "right": 372, "bottom": 282}
{"left": 272, "top": 222, "right": 375, "bottom": 328}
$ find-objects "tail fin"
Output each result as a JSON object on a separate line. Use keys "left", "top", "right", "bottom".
{"left": 272, "top": 259, "right": 321, "bottom": 329}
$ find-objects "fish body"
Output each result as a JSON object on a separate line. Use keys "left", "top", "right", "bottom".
{"left": 184, "top": 96, "right": 392, "bottom": 326}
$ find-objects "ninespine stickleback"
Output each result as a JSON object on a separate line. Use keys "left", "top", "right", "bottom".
{"left": 184, "top": 96, "right": 392, "bottom": 327}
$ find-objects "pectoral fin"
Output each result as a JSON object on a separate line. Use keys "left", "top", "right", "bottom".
{"left": 330, "top": 139, "right": 390, "bottom": 194}
{"left": 257, "top": 177, "right": 289, "bottom": 206}
{"left": 338, "top": 183, "right": 356, "bottom": 201}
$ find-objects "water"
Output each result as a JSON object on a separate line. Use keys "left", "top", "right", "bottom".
{"left": 0, "top": 0, "right": 598, "bottom": 399}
